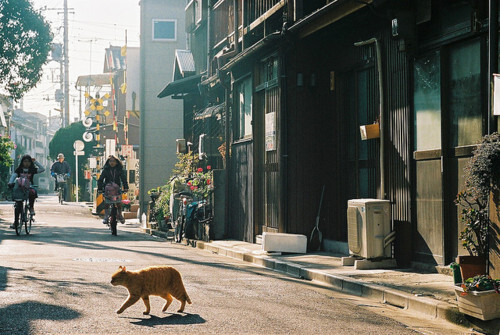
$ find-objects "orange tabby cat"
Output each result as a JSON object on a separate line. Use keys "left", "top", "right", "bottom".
{"left": 111, "top": 265, "right": 192, "bottom": 315}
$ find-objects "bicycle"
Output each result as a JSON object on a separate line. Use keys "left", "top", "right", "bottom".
{"left": 55, "top": 173, "right": 67, "bottom": 204}
{"left": 12, "top": 185, "right": 37, "bottom": 236}
{"left": 101, "top": 188, "right": 123, "bottom": 236}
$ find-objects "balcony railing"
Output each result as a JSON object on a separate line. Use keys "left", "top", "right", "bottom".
{"left": 210, "top": 0, "right": 286, "bottom": 49}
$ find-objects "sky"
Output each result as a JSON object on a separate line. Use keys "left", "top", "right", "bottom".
{"left": 20, "top": 0, "right": 141, "bottom": 122}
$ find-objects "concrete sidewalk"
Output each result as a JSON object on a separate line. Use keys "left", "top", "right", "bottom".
{"left": 141, "top": 227, "right": 500, "bottom": 334}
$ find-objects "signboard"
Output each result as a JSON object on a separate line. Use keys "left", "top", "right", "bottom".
{"left": 121, "top": 144, "right": 134, "bottom": 158}
{"left": 88, "top": 157, "right": 97, "bottom": 168}
{"left": 105, "top": 139, "right": 116, "bottom": 158}
{"left": 265, "top": 112, "right": 276, "bottom": 151}
{"left": 494, "top": 74, "right": 500, "bottom": 116}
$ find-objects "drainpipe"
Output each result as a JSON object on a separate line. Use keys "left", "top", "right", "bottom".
{"left": 354, "top": 38, "right": 385, "bottom": 199}
{"left": 489, "top": 0, "right": 498, "bottom": 135}
{"left": 139, "top": 0, "right": 146, "bottom": 221}
{"left": 234, "top": 0, "right": 239, "bottom": 53}
{"left": 207, "top": 0, "right": 212, "bottom": 76}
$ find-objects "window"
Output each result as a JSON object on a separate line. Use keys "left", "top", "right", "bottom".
{"left": 448, "top": 39, "right": 482, "bottom": 147}
{"left": 235, "top": 76, "right": 252, "bottom": 139}
{"left": 414, "top": 51, "right": 441, "bottom": 151}
{"left": 152, "top": 19, "right": 176, "bottom": 41}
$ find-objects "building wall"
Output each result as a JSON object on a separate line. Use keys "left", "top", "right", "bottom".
{"left": 140, "top": 0, "right": 187, "bottom": 207}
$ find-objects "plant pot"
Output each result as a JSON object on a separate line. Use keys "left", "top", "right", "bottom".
{"left": 456, "top": 255, "right": 486, "bottom": 281}
{"left": 454, "top": 285, "right": 500, "bottom": 321}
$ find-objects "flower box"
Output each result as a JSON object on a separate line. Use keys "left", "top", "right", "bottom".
{"left": 454, "top": 285, "right": 500, "bottom": 321}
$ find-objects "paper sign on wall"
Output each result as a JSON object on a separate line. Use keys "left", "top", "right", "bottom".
{"left": 265, "top": 112, "right": 276, "bottom": 151}
{"left": 494, "top": 74, "right": 500, "bottom": 116}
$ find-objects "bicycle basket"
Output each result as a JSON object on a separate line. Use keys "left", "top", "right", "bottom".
{"left": 56, "top": 174, "right": 66, "bottom": 183}
{"left": 104, "top": 182, "right": 121, "bottom": 203}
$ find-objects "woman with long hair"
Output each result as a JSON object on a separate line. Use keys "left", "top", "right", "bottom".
{"left": 8, "top": 154, "right": 45, "bottom": 227}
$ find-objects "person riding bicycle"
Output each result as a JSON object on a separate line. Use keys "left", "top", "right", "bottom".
{"left": 7, "top": 155, "right": 45, "bottom": 228}
{"left": 50, "top": 153, "right": 71, "bottom": 200}
{"left": 97, "top": 155, "right": 128, "bottom": 224}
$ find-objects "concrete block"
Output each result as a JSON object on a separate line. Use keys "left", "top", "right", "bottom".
{"left": 262, "top": 232, "right": 307, "bottom": 253}
{"left": 354, "top": 258, "right": 397, "bottom": 270}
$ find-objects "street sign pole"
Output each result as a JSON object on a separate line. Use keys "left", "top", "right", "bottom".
{"left": 73, "top": 140, "right": 85, "bottom": 203}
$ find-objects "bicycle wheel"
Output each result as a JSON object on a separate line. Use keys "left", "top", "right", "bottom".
{"left": 26, "top": 212, "right": 33, "bottom": 235}
{"left": 59, "top": 187, "right": 63, "bottom": 204}
{"left": 110, "top": 206, "right": 117, "bottom": 236}
{"left": 174, "top": 216, "right": 183, "bottom": 243}
{"left": 15, "top": 204, "right": 24, "bottom": 236}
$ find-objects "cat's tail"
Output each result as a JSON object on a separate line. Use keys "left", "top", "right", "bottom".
{"left": 185, "top": 293, "right": 192, "bottom": 304}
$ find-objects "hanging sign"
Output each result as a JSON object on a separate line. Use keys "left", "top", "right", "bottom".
{"left": 265, "top": 112, "right": 276, "bottom": 151}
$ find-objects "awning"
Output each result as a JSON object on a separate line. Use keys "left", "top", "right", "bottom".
{"left": 157, "top": 73, "right": 203, "bottom": 98}
{"left": 76, "top": 73, "right": 113, "bottom": 87}
{"left": 194, "top": 102, "right": 225, "bottom": 120}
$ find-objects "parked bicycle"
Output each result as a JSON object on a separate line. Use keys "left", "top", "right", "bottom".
{"left": 55, "top": 173, "right": 67, "bottom": 204}
{"left": 12, "top": 185, "right": 37, "bottom": 236}
{"left": 172, "top": 191, "right": 193, "bottom": 243}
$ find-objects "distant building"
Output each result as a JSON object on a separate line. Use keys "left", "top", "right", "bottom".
{"left": 139, "top": 0, "right": 187, "bottom": 212}
{"left": 9, "top": 109, "right": 53, "bottom": 193}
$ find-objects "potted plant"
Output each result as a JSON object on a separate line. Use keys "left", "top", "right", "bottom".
{"left": 454, "top": 275, "right": 500, "bottom": 320}
{"left": 455, "top": 133, "right": 500, "bottom": 280}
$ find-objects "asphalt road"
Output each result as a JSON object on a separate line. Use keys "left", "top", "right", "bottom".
{"left": 0, "top": 195, "right": 473, "bottom": 335}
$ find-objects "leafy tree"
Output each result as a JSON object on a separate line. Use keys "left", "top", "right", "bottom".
{"left": 49, "top": 123, "right": 94, "bottom": 201}
{"left": 0, "top": 137, "right": 15, "bottom": 199}
{"left": 0, "top": 0, "right": 53, "bottom": 100}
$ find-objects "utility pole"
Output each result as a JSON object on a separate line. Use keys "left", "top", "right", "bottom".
{"left": 63, "top": 0, "right": 70, "bottom": 127}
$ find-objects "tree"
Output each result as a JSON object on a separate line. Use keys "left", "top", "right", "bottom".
{"left": 0, "top": 0, "right": 53, "bottom": 101}
{"left": 49, "top": 123, "right": 95, "bottom": 201}
{"left": 0, "top": 137, "right": 15, "bottom": 199}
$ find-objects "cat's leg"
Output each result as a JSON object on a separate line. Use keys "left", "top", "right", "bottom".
{"left": 141, "top": 296, "right": 151, "bottom": 315}
{"left": 177, "top": 299, "right": 186, "bottom": 313}
{"left": 161, "top": 293, "right": 173, "bottom": 312}
{"left": 117, "top": 294, "right": 140, "bottom": 314}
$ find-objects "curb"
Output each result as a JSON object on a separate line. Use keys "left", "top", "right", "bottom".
{"left": 194, "top": 241, "right": 468, "bottom": 327}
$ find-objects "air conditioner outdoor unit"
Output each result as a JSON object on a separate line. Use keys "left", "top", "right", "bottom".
{"left": 347, "top": 199, "right": 392, "bottom": 259}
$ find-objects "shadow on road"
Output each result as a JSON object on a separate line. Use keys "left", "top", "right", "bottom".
{"left": 128, "top": 313, "right": 206, "bottom": 326}
{"left": 0, "top": 301, "right": 80, "bottom": 334}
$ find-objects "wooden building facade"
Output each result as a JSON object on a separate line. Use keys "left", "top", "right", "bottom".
{"left": 159, "top": 0, "right": 500, "bottom": 272}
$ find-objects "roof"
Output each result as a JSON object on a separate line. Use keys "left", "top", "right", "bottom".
{"left": 194, "top": 102, "right": 225, "bottom": 120}
{"left": 157, "top": 73, "right": 203, "bottom": 98}
{"left": 76, "top": 74, "right": 113, "bottom": 87}
{"left": 173, "top": 50, "right": 196, "bottom": 81}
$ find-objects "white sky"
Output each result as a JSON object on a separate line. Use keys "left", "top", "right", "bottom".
{"left": 21, "top": 0, "right": 141, "bottom": 121}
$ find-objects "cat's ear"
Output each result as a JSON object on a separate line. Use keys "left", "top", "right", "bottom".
{"left": 122, "top": 266, "right": 126, "bottom": 271}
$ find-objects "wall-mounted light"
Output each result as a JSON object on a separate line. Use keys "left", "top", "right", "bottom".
{"left": 297, "top": 73, "right": 303, "bottom": 87}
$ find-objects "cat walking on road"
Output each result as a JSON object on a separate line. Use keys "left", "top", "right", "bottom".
{"left": 111, "top": 265, "right": 192, "bottom": 315}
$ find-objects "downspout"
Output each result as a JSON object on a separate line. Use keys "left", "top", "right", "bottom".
{"left": 234, "top": 0, "right": 240, "bottom": 53}
{"left": 354, "top": 38, "right": 385, "bottom": 199}
{"left": 139, "top": 0, "right": 147, "bottom": 221}
{"left": 207, "top": 0, "right": 212, "bottom": 76}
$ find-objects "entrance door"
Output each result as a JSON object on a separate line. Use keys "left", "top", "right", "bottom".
{"left": 413, "top": 38, "right": 485, "bottom": 265}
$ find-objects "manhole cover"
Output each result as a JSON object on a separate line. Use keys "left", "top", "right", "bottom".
{"left": 73, "top": 258, "right": 132, "bottom": 263}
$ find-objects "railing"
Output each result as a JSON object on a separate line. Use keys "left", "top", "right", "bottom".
{"left": 248, "top": 0, "right": 284, "bottom": 24}
{"left": 212, "top": 0, "right": 233, "bottom": 47}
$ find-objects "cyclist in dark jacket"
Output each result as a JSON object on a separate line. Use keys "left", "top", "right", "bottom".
{"left": 98, "top": 155, "right": 129, "bottom": 224}
{"left": 50, "top": 153, "right": 71, "bottom": 199}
